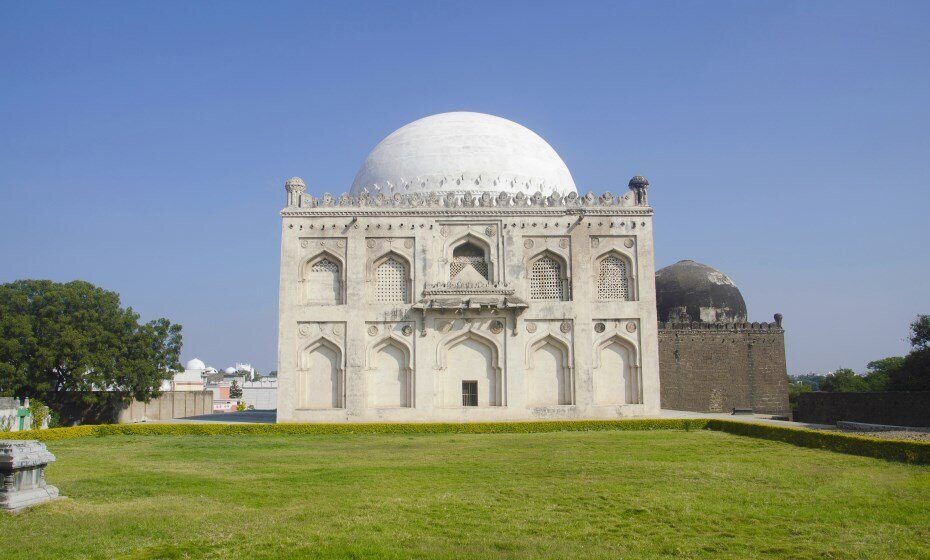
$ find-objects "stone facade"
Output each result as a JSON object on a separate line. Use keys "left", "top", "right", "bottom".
{"left": 276, "top": 187, "right": 661, "bottom": 422}
{"left": 658, "top": 320, "right": 790, "bottom": 414}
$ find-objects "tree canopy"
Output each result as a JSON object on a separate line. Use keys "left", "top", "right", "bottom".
{"left": 0, "top": 280, "right": 182, "bottom": 422}
{"left": 797, "top": 315, "right": 929, "bottom": 394}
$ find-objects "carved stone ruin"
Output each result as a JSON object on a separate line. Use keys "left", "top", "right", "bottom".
{"left": 0, "top": 439, "right": 60, "bottom": 511}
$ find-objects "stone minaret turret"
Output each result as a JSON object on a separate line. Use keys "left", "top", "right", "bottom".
{"left": 285, "top": 176, "right": 306, "bottom": 207}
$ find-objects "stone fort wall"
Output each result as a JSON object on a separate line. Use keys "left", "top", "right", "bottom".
{"left": 795, "top": 391, "right": 930, "bottom": 427}
{"left": 658, "top": 321, "right": 789, "bottom": 415}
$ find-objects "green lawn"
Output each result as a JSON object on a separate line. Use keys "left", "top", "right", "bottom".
{"left": 4, "top": 430, "right": 929, "bottom": 560}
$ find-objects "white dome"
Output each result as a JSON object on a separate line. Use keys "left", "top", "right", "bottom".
{"left": 350, "top": 112, "right": 577, "bottom": 197}
{"left": 185, "top": 358, "right": 206, "bottom": 371}
{"left": 224, "top": 367, "right": 237, "bottom": 374}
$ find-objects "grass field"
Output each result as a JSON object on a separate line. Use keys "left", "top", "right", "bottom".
{"left": 3, "top": 430, "right": 929, "bottom": 560}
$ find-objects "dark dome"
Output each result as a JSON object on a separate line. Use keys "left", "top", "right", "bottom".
{"left": 655, "top": 260, "right": 747, "bottom": 323}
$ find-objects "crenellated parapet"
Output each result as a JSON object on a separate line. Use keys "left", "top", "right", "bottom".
{"left": 284, "top": 186, "right": 650, "bottom": 214}
{"left": 658, "top": 321, "right": 783, "bottom": 333}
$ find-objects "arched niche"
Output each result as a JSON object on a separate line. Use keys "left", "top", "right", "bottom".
{"left": 366, "top": 334, "right": 414, "bottom": 408}
{"left": 370, "top": 251, "right": 413, "bottom": 304}
{"left": 436, "top": 330, "right": 504, "bottom": 407}
{"left": 446, "top": 233, "right": 493, "bottom": 282}
{"left": 300, "top": 250, "right": 346, "bottom": 305}
{"left": 297, "top": 336, "right": 345, "bottom": 409}
{"left": 525, "top": 334, "right": 574, "bottom": 406}
{"left": 527, "top": 250, "right": 571, "bottom": 301}
{"left": 592, "top": 334, "right": 641, "bottom": 405}
{"left": 593, "top": 249, "right": 636, "bottom": 301}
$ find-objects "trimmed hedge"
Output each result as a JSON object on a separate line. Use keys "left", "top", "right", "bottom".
{"left": 6, "top": 418, "right": 707, "bottom": 440}
{"left": 707, "top": 420, "right": 930, "bottom": 465}
{"left": 6, "top": 418, "right": 929, "bottom": 464}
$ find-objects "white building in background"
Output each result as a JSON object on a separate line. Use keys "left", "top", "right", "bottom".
{"left": 161, "top": 358, "right": 207, "bottom": 392}
{"left": 277, "top": 112, "right": 660, "bottom": 423}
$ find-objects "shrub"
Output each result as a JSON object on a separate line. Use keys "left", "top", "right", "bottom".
{"left": 706, "top": 420, "right": 930, "bottom": 465}
{"left": 28, "top": 399, "right": 50, "bottom": 430}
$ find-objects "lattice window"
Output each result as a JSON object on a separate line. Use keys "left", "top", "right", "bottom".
{"left": 451, "top": 242, "right": 489, "bottom": 280}
{"left": 310, "top": 258, "right": 338, "bottom": 274}
{"left": 376, "top": 257, "right": 408, "bottom": 303}
{"left": 450, "top": 256, "right": 489, "bottom": 280}
{"left": 597, "top": 255, "right": 630, "bottom": 300}
{"left": 530, "top": 255, "right": 565, "bottom": 301}
{"left": 306, "top": 258, "right": 342, "bottom": 304}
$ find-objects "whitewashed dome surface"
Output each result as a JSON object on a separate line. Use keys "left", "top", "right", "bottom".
{"left": 185, "top": 358, "right": 206, "bottom": 371}
{"left": 349, "top": 112, "right": 577, "bottom": 197}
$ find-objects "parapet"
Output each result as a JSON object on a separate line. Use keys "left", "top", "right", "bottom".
{"left": 284, "top": 188, "right": 649, "bottom": 212}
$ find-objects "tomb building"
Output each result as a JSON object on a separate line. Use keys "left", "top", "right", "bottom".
{"left": 656, "top": 260, "right": 790, "bottom": 414}
{"left": 276, "top": 112, "right": 660, "bottom": 422}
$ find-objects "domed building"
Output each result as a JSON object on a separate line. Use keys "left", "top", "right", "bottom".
{"left": 656, "top": 260, "right": 789, "bottom": 414}
{"left": 277, "top": 112, "right": 659, "bottom": 422}
{"left": 160, "top": 358, "right": 207, "bottom": 392}
{"left": 656, "top": 260, "right": 747, "bottom": 324}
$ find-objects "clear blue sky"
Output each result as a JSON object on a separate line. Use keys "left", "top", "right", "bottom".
{"left": 2, "top": 1, "right": 928, "bottom": 375}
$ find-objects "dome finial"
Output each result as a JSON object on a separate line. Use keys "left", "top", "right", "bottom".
{"left": 628, "top": 175, "right": 649, "bottom": 205}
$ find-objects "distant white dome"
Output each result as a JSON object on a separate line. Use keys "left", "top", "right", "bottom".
{"left": 185, "top": 358, "right": 206, "bottom": 371}
{"left": 350, "top": 112, "right": 577, "bottom": 197}
{"left": 224, "top": 367, "right": 237, "bottom": 374}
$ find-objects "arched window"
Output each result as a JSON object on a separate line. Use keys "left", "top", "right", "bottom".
{"left": 450, "top": 242, "right": 489, "bottom": 281}
{"left": 597, "top": 255, "right": 630, "bottom": 301}
{"left": 305, "top": 256, "right": 342, "bottom": 304}
{"left": 530, "top": 255, "right": 567, "bottom": 301}
{"left": 375, "top": 257, "right": 409, "bottom": 303}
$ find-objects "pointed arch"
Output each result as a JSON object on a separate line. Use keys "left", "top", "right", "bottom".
{"left": 366, "top": 333, "right": 414, "bottom": 408}
{"left": 297, "top": 336, "right": 345, "bottom": 409}
{"left": 592, "top": 333, "right": 641, "bottom": 405}
{"left": 300, "top": 249, "right": 345, "bottom": 305}
{"left": 436, "top": 327, "right": 502, "bottom": 370}
{"left": 594, "top": 249, "right": 635, "bottom": 301}
{"left": 371, "top": 251, "right": 412, "bottom": 303}
{"left": 525, "top": 333, "right": 574, "bottom": 406}
{"left": 366, "top": 331, "right": 414, "bottom": 371}
{"left": 528, "top": 250, "right": 570, "bottom": 301}
{"left": 447, "top": 233, "right": 493, "bottom": 282}
{"left": 436, "top": 328, "right": 505, "bottom": 407}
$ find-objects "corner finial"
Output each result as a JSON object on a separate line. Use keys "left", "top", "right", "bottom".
{"left": 628, "top": 175, "right": 650, "bottom": 206}
{"left": 774, "top": 313, "right": 783, "bottom": 327}
{"left": 284, "top": 177, "right": 306, "bottom": 207}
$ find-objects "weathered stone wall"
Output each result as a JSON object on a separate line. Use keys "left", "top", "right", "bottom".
{"left": 118, "top": 391, "right": 212, "bottom": 423}
{"left": 794, "top": 391, "right": 930, "bottom": 427}
{"left": 658, "top": 322, "right": 789, "bottom": 414}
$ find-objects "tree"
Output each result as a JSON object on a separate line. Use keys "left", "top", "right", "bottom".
{"left": 888, "top": 315, "right": 930, "bottom": 391}
{"left": 787, "top": 375, "right": 812, "bottom": 410}
{"left": 820, "top": 368, "right": 870, "bottom": 392}
{"left": 229, "top": 380, "right": 243, "bottom": 399}
{"left": 908, "top": 314, "right": 930, "bottom": 350}
{"left": 864, "top": 357, "right": 903, "bottom": 391}
{"left": 0, "top": 280, "right": 182, "bottom": 422}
